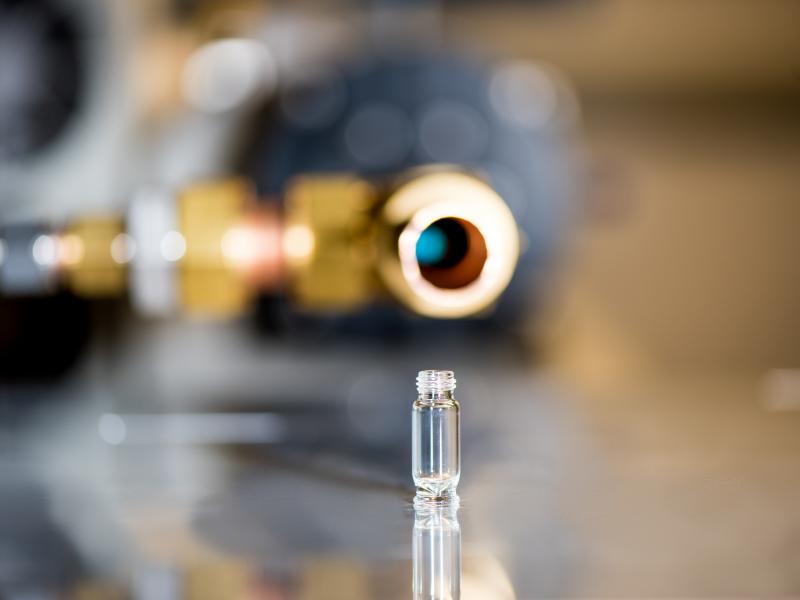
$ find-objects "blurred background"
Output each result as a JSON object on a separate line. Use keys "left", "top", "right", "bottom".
{"left": 1, "top": 0, "right": 799, "bottom": 598}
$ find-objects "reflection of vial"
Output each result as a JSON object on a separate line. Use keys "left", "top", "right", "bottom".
{"left": 413, "top": 504, "right": 461, "bottom": 600}
{"left": 412, "top": 370, "right": 460, "bottom": 507}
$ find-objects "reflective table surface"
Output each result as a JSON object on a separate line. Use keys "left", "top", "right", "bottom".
{"left": 3, "top": 324, "right": 800, "bottom": 598}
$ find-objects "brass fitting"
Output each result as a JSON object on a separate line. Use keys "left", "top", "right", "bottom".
{"left": 285, "top": 169, "right": 520, "bottom": 318}
{"left": 51, "top": 169, "right": 520, "bottom": 320}
{"left": 60, "top": 217, "right": 128, "bottom": 297}
{"left": 283, "top": 176, "right": 378, "bottom": 310}
{"left": 178, "top": 178, "right": 254, "bottom": 316}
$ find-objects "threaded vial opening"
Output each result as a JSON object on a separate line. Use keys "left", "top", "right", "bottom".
{"left": 417, "top": 370, "right": 456, "bottom": 395}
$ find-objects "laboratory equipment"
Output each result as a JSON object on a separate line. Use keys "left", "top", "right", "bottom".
{"left": 412, "top": 369, "right": 461, "bottom": 508}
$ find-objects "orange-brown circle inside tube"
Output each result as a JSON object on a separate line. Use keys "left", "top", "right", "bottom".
{"left": 418, "top": 218, "right": 488, "bottom": 289}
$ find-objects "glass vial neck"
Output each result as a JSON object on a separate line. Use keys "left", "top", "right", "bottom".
{"left": 416, "top": 370, "right": 456, "bottom": 403}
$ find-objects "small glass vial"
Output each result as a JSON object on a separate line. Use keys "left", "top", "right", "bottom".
{"left": 412, "top": 369, "right": 460, "bottom": 508}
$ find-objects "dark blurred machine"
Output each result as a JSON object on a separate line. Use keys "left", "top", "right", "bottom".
{"left": 0, "top": 0, "right": 575, "bottom": 379}
{"left": 0, "top": 5, "right": 576, "bottom": 592}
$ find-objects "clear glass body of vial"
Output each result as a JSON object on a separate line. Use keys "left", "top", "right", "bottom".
{"left": 412, "top": 370, "right": 460, "bottom": 507}
{"left": 413, "top": 504, "right": 461, "bottom": 600}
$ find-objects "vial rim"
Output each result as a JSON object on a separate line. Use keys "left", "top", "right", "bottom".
{"left": 416, "top": 369, "right": 456, "bottom": 394}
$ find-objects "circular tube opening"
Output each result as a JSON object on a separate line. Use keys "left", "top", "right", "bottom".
{"left": 379, "top": 170, "right": 520, "bottom": 318}
{"left": 415, "top": 218, "right": 487, "bottom": 289}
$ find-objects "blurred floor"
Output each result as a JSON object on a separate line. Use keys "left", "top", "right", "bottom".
{"left": 8, "top": 335, "right": 800, "bottom": 596}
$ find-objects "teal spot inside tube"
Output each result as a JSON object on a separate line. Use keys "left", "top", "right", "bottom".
{"left": 416, "top": 225, "right": 448, "bottom": 266}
